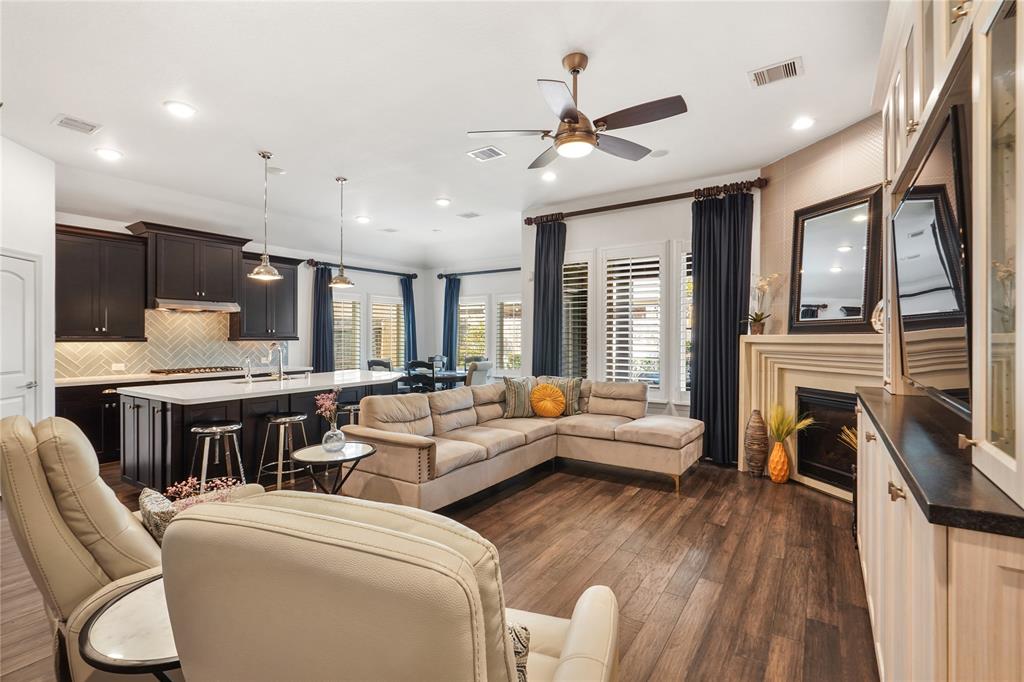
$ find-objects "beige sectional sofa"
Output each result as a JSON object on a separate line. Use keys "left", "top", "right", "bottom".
{"left": 340, "top": 378, "right": 704, "bottom": 511}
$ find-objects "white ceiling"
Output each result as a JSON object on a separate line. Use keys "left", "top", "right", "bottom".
{"left": 1, "top": 1, "right": 887, "bottom": 268}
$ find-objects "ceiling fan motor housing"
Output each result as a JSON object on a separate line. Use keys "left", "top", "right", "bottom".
{"left": 554, "top": 111, "right": 597, "bottom": 152}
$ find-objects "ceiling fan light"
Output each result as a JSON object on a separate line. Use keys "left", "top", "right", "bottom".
{"left": 329, "top": 271, "right": 356, "bottom": 289}
{"left": 556, "top": 140, "right": 594, "bottom": 158}
{"left": 248, "top": 254, "right": 283, "bottom": 281}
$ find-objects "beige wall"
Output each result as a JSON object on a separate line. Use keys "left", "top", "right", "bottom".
{"left": 759, "top": 114, "right": 883, "bottom": 333}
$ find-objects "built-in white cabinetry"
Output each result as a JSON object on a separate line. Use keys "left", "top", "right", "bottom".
{"left": 856, "top": 408, "right": 947, "bottom": 682}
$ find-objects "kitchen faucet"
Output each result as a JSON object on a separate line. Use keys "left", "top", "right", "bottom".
{"left": 244, "top": 356, "right": 254, "bottom": 383}
{"left": 269, "top": 343, "right": 284, "bottom": 380}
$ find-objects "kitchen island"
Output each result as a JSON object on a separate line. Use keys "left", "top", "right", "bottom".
{"left": 117, "top": 370, "right": 403, "bottom": 489}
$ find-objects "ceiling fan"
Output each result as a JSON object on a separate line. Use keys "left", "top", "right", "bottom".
{"left": 468, "top": 52, "right": 687, "bottom": 169}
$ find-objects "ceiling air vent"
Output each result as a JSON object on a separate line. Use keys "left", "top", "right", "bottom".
{"left": 748, "top": 57, "right": 804, "bottom": 88}
{"left": 466, "top": 146, "right": 506, "bottom": 162}
{"left": 457, "top": 212, "right": 481, "bottom": 219}
{"left": 52, "top": 114, "right": 102, "bottom": 135}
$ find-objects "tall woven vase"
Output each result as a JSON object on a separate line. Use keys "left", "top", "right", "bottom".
{"left": 744, "top": 410, "right": 769, "bottom": 477}
{"left": 768, "top": 442, "right": 790, "bottom": 483}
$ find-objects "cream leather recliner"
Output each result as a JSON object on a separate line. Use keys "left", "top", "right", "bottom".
{"left": 162, "top": 489, "right": 620, "bottom": 682}
{"left": 0, "top": 415, "right": 262, "bottom": 681}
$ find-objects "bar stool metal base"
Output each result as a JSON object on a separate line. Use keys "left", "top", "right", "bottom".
{"left": 189, "top": 421, "right": 245, "bottom": 494}
{"left": 256, "top": 413, "right": 309, "bottom": 489}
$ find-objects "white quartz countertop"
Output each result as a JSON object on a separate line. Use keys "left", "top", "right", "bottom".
{"left": 117, "top": 370, "right": 403, "bottom": 405}
{"left": 56, "top": 366, "right": 314, "bottom": 388}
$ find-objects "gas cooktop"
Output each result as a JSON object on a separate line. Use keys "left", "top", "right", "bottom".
{"left": 150, "top": 366, "right": 244, "bottom": 376}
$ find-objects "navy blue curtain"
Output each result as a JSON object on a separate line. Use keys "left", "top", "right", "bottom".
{"left": 531, "top": 221, "right": 567, "bottom": 376}
{"left": 689, "top": 192, "right": 754, "bottom": 465}
{"left": 441, "top": 277, "right": 461, "bottom": 370}
{"left": 311, "top": 265, "right": 335, "bottom": 373}
{"left": 400, "top": 276, "right": 418, "bottom": 366}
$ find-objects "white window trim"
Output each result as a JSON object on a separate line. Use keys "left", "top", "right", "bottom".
{"left": 369, "top": 295, "right": 405, "bottom": 369}
{"left": 332, "top": 291, "right": 364, "bottom": 371}
{"left": 598, "top": 241, "right": 669, "bottom": 401}
{"left": 457, "top": 294, "right": 490, "bottom": 369}
{"left": 563, "top": 249, "right": 597, "bottom": 380}
{"left": 673, "top": 239, "right": 693, "bottom": 406}
{"left": 494, "top": 293, "right": 523, "bottom": 377}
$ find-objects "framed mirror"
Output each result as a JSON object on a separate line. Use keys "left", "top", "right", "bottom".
{"left": 788, "top": 185, "right": 884, "bottom": 333}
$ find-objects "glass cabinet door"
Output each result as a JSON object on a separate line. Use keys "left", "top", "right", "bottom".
{"left": 974, "top": 0, "right": 1024, "bottom": 506}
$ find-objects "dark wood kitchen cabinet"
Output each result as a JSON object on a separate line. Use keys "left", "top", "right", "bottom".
{"left": 126, "top": 222, "right": 249, "bottom": 305}
{"left": 230, "top": 253, "right": 299, "bottom": 340}
{"left": 56, "top": 384, "right": 123, "bottom": 463}
{"left": 56, "top": 227, "right": 146, "bottom": 341}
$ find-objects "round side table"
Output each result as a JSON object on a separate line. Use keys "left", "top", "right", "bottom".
{"left": 291, "top": 441, "right": 377, "bottom": 495}
{"left": 79, "top": 575, "right": 179, "bottom": 681}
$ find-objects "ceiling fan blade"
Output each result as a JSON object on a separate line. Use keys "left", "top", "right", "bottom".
{"left": 528, "top": 146, "right": 559, "bottom": 169}
{"left": 595, "top": 95, "right": 688, "bottom": 131}
{"left": 537, "top": 79, "right": 579, "bottom": 123}
{"left": 595, "top": 134, "right": 652, "bottom": 161}
{"left": 467, "top": 129, "right": 549, "bottom": 138}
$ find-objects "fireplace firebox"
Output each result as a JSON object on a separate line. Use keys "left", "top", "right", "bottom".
{"left": 796, "top": 387, "right": 857, "bottom": 491}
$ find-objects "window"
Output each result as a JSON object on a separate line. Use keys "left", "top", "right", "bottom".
{"left": 496, "top": 299, "right": 522, "bottom": 371}
{"left": 457, "top": 300, "right": 487, "bottom": 367}
{"left": 332, "top": 296, "right": 361, "bottom": 370}
{"left": 371, "top": 299, "right": 405, "bottom": 368}
{"left": 680, "top": 251, "right": 694, "bottom": 394}
{"left": 562, "top": 261, "right": 589, "bottom": 377}
{"left": 604, "top": 255, "right": 661, "bottom": 387}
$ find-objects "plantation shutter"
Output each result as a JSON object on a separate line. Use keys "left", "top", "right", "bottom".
{"left": 681, "top": 251, "right": 694, "bottom": 393}
{"left": 371, "top": 300, "right": 405, "bottom": 368}
{"left": 332, "top": 297, "right": 361, "bottom": 370}
{"left": 604, "top": 255, "right": 661, "bottom": 386}
{"left": 496, "top": 300, "right": 523, "bottom": 370}
{"left": 457, "top": 301, "right": 487, "bottom": 367}
{"left": 561, "top": 261, "right": 589, "bottom": 378}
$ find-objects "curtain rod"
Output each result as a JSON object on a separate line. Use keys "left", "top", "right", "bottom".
{"left": 304, "top": 259, "right": 418, "bottom": 279}
{"left": 437, "top": 267, "right": 521, "bottom": 280}
{"left": 523, "top": 176, "right": 768, "bottom": 226}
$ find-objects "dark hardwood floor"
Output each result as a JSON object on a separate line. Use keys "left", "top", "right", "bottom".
{"left": 1, "top": 460, "right": 878, "bottom": 681}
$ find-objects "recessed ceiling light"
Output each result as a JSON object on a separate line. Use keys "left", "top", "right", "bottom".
{"left": 650, "top": 149, "right": 670, "bottom": 158}
{"left": 355, "top": 215, "right": 371, "bottom": 224}
{"left": 829, "top": 266, "right": 843, "bottom": 273}
{"left": 432, "top": 228, "right": 442, "bottom": 233}
{"left": 852, "top": 214, "right": 868, "bottom": 222}
{"left": 791, "top": 116, "right": 815, "bottom": 131}
{"left": 94, "top": 147, "right": 124, "bottom": 162}
{"left": 837, "top": 245, "right": 852, "bottom": 253}
{"left": 163, "top": 100, "right": 197, "bottom": 119}
{"left": 268, "top": 166, "right": 286, "bottom": 175}
{"left": 435, "top": 197, "right": 451, "bottom": 207}
{"left": 542, "top": 171, "right": 557, "bottom": 182}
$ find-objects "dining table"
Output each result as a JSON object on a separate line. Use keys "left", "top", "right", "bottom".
{"left": 393, "top": 368, "right": 468, "bottom": 390}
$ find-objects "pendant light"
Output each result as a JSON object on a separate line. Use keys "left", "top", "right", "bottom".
{"left": 329, "top": 176, "right": 355, "bottom": 288}
{"left": 248, "top": 150, "right": 283, "bottom": 281}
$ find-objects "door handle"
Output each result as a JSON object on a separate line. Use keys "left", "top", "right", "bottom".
{"left": 16, "top": 381, "right": 37, "bottom": 390}
{"left": 865, "top": 432, "right": 876, "bottom": 442}
{"left": 951, "top": 2, "right": 970, "bottom": 23}
{"left": 888, "top": 481, "right": 906, "bottom": 502}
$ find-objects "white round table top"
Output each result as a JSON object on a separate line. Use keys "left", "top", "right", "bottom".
{"left": 85, "top": 578, "right": 177, "bottom": 665}
{"left": 291, "top": 441, "right": 376, "bottom": 464}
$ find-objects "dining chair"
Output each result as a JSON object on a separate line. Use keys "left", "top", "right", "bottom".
{"left": 462, "top": 355, "right": 487, "bottom": 370}
{"left": 368, "top": 359, "right": 392, "bottom": 371}
{"left": 465, "top": 361, "right": 492, "bottom": 386}
{"left": 406, "top": 360, "right": 436, "bottom": 393}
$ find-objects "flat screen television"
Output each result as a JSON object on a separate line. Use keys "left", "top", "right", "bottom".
{"left": 892, "top": 106, "right": 972, "bottom": 416}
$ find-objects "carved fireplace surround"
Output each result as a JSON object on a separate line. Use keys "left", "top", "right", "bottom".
{"left": 738, "top": 333, "right": 884, "bottom": 500}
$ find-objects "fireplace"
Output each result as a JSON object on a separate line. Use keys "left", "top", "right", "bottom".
{"left": 796, "top": 387, "right": 857, "bottom": 491}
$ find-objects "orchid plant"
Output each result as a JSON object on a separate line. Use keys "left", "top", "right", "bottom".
{"left": 752, "top": 272, "right": 780, "bottom": 316}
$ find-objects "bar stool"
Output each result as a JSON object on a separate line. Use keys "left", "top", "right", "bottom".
{"left": 189, "top": 421, "right": 245, "bottom": 493}
{"left": 342, "top": 404, "right": 359, "bottom": 426}
{"left": 257, "top": 412, "right": 309, "bottom": 489}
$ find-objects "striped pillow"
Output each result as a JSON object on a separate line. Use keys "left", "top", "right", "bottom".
{"left": 503, "top": 376, "right": 536, "bottom": 418}
{"left": 540, "top": 376, "right": 583, "bottom": 416}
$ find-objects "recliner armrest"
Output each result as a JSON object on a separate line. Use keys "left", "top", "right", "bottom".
{"left": 342, "top": 425, "right": 435, "bottom": 449}
{"left": 556, "top": 585, "right": 619, "bottom": 682}
{"left": 340, "top": 425, "right": 436, "bottom": 483}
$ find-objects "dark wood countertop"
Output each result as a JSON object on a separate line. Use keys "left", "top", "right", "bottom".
{"left": 857, "top": 387, "right": 1024, "bottom": 538}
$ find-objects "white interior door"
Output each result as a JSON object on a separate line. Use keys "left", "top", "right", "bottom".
{"left": 1, "top": 253, "right": 39, "bottom": 421}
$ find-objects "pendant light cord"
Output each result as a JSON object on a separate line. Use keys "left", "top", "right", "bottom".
{"left": 260, "top": 150, "right": 272, "bottom": 256}
{"left": 336, "top": 177, "right": 346, "bottom": 274}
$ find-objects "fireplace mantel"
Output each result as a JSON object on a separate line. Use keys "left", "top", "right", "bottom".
{"left": 738, "top": 333, "right": 884, "bottom": 499}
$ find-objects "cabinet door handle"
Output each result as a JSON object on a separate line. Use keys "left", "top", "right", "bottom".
{"left": 951, "top": 2, "right": 969, "bottom": 23}
{"left": 887, "top": 481, "right": 906, "bottom": 502}
{"left": 103, "top": 307, "right": 108, "bottom": 332}
{"left": 906, "top": 120, "right": 919, "bottom": 135}
{"left": 94, "top": 327, "right": 100, "bottom": 332}
{"left": 101, "top": 388, "right": 117, "bottom": 395}
{"left": 16, "top": 381, "right": 37, "bottom": 390}
{"left": 865, "top": 432, "right": 876, "bottom": 442}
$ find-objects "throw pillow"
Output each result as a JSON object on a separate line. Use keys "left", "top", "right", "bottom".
{"left": 531, "top": 383, "right": 565, "bottom": 417}
{"left": 540, "top": 376, "right": 583, "bottom": 416}
{"left": 507, "top": 622, "right": 530, "bottom": 682}
{"left": 138, "top": 487, "right": 234, "bottom": 544}
{"left": 503, "top": 376, "right": 536, "bottom": 418}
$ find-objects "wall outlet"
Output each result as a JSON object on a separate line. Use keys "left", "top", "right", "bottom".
{"left": 111, "top": 363, "right": 126, "bottom": 371}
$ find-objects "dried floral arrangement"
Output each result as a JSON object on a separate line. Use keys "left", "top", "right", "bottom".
{"left": 315, "top": 391, "right": 340, "bottom": 427}
{"left": 165, "top": 476, "right": 241, "bottom": 501}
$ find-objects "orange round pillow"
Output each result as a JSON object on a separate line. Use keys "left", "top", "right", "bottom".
{"left": 531, "top": 383, "right": 566, "bottom": 417}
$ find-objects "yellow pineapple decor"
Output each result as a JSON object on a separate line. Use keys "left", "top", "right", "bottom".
{"left": 765, "top": 405, "right": 814, "bottom": 484}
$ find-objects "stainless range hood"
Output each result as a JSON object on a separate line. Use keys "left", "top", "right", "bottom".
{"left": 153, "top": 298, "right": 241, "bottom": 313}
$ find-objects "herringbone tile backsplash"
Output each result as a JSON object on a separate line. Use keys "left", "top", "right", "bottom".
{"left": 56, "top": 310, "right": 288, "bottom": 377}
